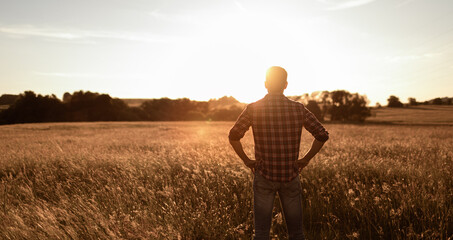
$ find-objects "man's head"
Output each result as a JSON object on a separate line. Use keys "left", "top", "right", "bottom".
{"left": 265, "top": 66, "right": 287, "bottom": 94}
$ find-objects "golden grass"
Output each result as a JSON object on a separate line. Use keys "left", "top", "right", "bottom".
{"left": 0, "top": 122, "right": 452, "bottom": 239}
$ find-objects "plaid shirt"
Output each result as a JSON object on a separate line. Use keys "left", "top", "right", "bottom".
{"left": 229, "top": 94, "right": 329, "bottom": 182}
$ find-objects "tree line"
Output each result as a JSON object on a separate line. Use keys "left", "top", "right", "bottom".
{"left": 4, "top": 90, "right": 448, "bottom": 125}
{"left": 0, "top": 91, "right": 247, "bottom": 125}
{"left": 386, "top": 95, "right": 452, "bottom": 108}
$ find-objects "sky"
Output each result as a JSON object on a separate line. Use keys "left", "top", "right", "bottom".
{"left": 0, "top": 0, "right": 452, "bottom": 105}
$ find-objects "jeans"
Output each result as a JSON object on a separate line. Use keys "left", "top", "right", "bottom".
{"left": 253, "top": 172, "right": 305, "bottom": 240}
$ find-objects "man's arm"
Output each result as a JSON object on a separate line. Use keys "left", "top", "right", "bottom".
{"left": 229, "top": 140, "right": 256, "bottom": 172}
{"left": 296, "top": 139, "right": 324, "bottom": 171}
{"left": 228, "top": 105, "right": 254, "bottom": 171}
{"left": 297, "top": 105, "right": 329, "bottom": 171}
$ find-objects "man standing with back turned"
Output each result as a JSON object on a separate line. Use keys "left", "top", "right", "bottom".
{"left": 229, "top": 66, "right": 329, "bottom": 240}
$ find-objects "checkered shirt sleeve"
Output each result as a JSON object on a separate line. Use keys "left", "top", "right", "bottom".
{"left": 303, "top": 106, "right": 329, "bottom": 142}
{"left": 228, "top": 105, "right": 252, "bottom": 141}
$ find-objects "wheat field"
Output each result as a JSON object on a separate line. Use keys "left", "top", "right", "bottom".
{"left": 0, "top": 122, "right": 452, "bottom": 239}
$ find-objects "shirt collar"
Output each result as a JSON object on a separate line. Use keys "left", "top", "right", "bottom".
{"left": 264, "top": 93, "right": 286, "bottom": 100}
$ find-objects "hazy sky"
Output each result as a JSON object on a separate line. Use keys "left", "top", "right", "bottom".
{"left": 1, "top": 0, "right": 452, "bottom": 105}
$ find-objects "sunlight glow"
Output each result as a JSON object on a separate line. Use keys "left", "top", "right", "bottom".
{"left": 160, "top": 7, "right": 366, "bottom": 103}
{"left": 150, "top": 8, "right": 355, "bottom": 103}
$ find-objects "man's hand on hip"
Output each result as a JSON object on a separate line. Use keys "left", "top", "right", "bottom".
{"left": 229, "top": 139, "right": 256, "bottom": 173}
{"left": 296, "top": 158, "right": 310, "bottom": 171}
{"left": 296, "top": 139, "right": 325, "bottom": 171}
{"left": 244, "top": 159, "right": 256, "bottom": 173}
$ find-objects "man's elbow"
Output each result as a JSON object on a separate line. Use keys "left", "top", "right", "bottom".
{"left": 228, "top": 131, "right": 242, "bottom": 144}
{"left": 315, "top": 133, "right": 329, "bottom": 143}
{"left": 229, "top": 138, "right": 240, "bottom": 145}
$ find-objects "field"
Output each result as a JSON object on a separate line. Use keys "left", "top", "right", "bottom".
{"left": 0, "top": 121, "right": 452, "bottom": 239}
{"left": 369, "top": 105, "right": 453, "bottom": 125}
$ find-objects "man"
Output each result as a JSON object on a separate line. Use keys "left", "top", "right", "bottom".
{"left": 228, "top": 66, "right": 329, "bottom": 240}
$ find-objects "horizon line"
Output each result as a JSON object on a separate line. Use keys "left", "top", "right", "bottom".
{"left": 1, "top": 89, "right": 451, "bottom": 105}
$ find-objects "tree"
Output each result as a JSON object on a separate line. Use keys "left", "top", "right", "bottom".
{"left": 387, "top": 95, "right": 403, "bottom": 108}
{"left": 207, "top": 106, "right": 243, "bottom": 121}
{"left": 290, "top": 90, "right": 371, "bottom": 122}
{"left": 140, "top": 97, "right": 210, "bottom": 121}
{"left": 319, "top": 91, "right": 331, "bottom": 121}
{"left": 0, "top": 94, "right": 19, "bottom": 105}
{"left": 62, "top": 92, "right": 72, "bottom": 103}
{"left": 0, "top": 91, "right": 66, "bottom": 124}
{"left": 65, "top": 91, "right": 144, "bottom": 121}
{"left": 315, "top": 90, "right": 370, "bottom": 122}
{"left": 330, "top": 90, "right": 349, "bottom": 121}
{"left": 208, "top": 96, "right": 245, "bottom": 111}
{"left": 408, "top": 97, "right": 417, "bottom": 106}
{"left": 328, "top": 90, "right": 369, "bottom": 122}
{"left": 306, "top": 100, "right": 323, "bottom": 121}
{"left": 348, "top": 93, "right": 371, "bottom": 122}
{"left": 432, "top": 98, "right": 443, "bottom": 105}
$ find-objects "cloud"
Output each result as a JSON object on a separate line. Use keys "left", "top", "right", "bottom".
{"left": 384, "top": 53, "right": 442, "bottom": 63}
{"left": 0, "top": 25, "right": 178, "bottom": 44}
{"left": 317, "top": 0, "right": 379, "bottom": 11}
{"left": 0, "top": 25, "right": 82, "bottom": 40}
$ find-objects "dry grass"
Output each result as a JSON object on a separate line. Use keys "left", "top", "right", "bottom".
{"left": 0, "top": 121, "right": 452, "bottom": 239}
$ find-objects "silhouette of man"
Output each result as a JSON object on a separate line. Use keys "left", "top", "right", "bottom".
{"left": 229, "top": 66, "right": 329, "bottom": 240}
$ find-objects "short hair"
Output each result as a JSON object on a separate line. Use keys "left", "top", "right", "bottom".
{"left": 265, "top": 66, "right": 287, "bottom": 91}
